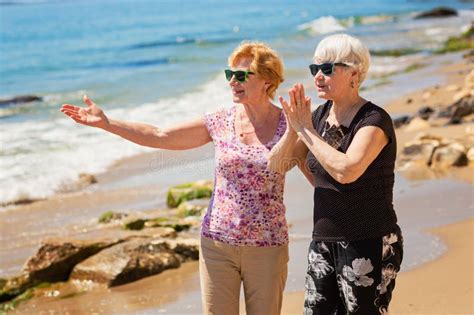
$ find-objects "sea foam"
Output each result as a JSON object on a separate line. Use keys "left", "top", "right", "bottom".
{"left": 297, "top": 16, "right": 346, "bottom": 35}
{"left": 0, "top": 73, "right": 232, "bottom": 206}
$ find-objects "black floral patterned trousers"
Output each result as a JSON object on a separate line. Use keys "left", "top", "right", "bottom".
{"left": 304, "top": 229, "right": 403, "bottom": 315}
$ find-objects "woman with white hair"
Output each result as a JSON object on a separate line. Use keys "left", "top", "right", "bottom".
{"left": 269, "top": 33, "right": 403, "bottom": 314}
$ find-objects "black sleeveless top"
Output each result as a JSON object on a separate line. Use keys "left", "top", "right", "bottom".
{"left": 307, "top": 101, "right": 399, "bottom": 241}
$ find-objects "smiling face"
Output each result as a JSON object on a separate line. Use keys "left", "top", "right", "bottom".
{"left": 229, "top": 57, "right": 269, "bottom": 105}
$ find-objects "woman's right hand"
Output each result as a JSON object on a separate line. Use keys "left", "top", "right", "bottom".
{"left": 60, "top": 95, "right": 109, "bottom": 129}
{"left": 279, "top": 84, "right": 312, "bottom": 133}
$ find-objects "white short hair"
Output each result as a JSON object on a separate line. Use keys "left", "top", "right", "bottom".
{"left": 313, "top": 33, "right": 370, "bottom": 84}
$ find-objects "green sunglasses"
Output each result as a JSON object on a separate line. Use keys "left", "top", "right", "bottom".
{"left": 309, "top": 62, "right": 348, "bottom": 76}
{"left": 225, "top": 69, "right": 254, "bottom": 83}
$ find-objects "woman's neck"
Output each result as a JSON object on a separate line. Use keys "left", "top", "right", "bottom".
{"left": 241, "top": 99, "right": 274, "bottom": 123}
{"left": 329, "top": 93, "right": 366, "bottom": 126}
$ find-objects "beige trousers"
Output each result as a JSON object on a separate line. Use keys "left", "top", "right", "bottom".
{"left": 199, "top": 236, "right": 289, "bottom": 315}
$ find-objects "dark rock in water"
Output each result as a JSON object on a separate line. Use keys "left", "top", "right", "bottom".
{"left": 0, "top": 95, "right": 42, "bottom": 106}
{"left": 415, "top": 7, "right": 458, "bottom": 19}
{"left": 417, "top": 106, "right": 435, "bottom": 120}
{"left": 393, "top": 115, "right": 412, "bottom": 128}
{"left": 70, "top": 239, "right": 182, "bottom": 287}
{"left": 23, "top": 238, "right": 121, "bottom": 283}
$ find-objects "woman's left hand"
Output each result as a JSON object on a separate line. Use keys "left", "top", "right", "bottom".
{"left": 279, "top": 83, "right": 313, "bottom": 132}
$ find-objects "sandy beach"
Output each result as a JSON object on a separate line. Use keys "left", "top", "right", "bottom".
{"left": 1, "top": 41, "right": 473, "bottom": 315}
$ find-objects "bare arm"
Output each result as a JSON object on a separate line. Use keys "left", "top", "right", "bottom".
{"left": 297, "top": 125, "right": 388, "bottom": 184}
{"left": 268, "top": 94, "right": 315, "bottom": 186}
{"left": 268, "top": 93, "right": 313, "bottom": 173}
{"left": 103, "top": 117, "right": 211, "bottom": 150}
{"left": 268, "top": 129, "right": 315, "bottom": 186}
{"left": 282, "top": 84, "right": 388, "bottom": 184}
{"left": 60, "top": 95, "right": 212, "bottom": 150}
{"left": 296, "top": 149, "right": 315, "bottom": 187}
{"left": 268, "top": 128, "right": 300, "bottom": 173}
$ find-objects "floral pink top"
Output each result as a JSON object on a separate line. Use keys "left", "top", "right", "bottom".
{"left": 202, "top": 106, "right": 288, "bottom": 247}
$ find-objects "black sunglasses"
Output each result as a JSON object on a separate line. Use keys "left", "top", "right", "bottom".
{"left": 309, "top": 63, "right": 348, "bottom": 76}
{"left": 225, "top": 69, "right": 254, "bottom": 83}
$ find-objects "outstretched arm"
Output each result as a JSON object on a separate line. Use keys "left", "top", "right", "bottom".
{"left": 60, "top": 95, "right": 212, "bottom": 150}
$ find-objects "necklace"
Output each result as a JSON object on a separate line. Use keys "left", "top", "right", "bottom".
{"left": 322, "top": 121, "right": 348, "bottom": 148}
{"left": 238, "top": 107, "right": 272, "bottom": 137}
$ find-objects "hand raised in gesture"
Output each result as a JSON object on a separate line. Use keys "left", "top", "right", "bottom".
{"left": 60, "top": 95, "right": 109, "bottom": 129}
{"left": 279, "top": 83, "right": 312, "bottom": 133}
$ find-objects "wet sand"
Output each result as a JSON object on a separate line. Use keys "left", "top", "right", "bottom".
{"left": 4, "top": 52, "right": 474, "bottom": 314}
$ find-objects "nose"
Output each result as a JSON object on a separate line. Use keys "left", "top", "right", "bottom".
{"left": 314, "top": 70, "right": 324, "bottom": 82}
{"left": 229, "top": 75, "right": 240, "bottom": 86}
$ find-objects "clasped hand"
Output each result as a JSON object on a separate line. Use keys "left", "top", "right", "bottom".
{"left": 279, "top": 83, "right": 313, "bottom": 133}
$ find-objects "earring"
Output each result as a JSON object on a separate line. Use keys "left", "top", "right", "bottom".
{"left": 351, "top": 81, "right": 355, "bottom": 88}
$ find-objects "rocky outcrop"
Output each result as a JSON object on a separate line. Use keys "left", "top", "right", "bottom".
{"left": 167, "top": 239, "right": 200, "bottom": 262}
{"left": 404, "top": 117, "right": 431, "bottom": 132}
{"left": 0, "top": 180, "right": 210, "bottom": 308}
{"left": 69, "top": 238, "right": 199, "bottom": 287}
{"left": 397, "top": 134, "right": 471, "bottom": 173}
{"left": 437, "top": 94, "right": 474, "bottom": 124}
{"left": 394, "top": 69, "right": 474, "bottom": 128}
{"left": 144, "top": 218, "right": 191, "bottom": 232}
{"left": 0, "top": 95, "right": 42, "bottom": 106}
{"left": 166, "top": 180, "right": 213, "bottom": 207}
{"left": 177, "top": 201, "right": 208, "bottom": 217}
{"left": 415, "top": 7, "right": 457, "bottom": 19}
{"left": 431, "top": 142, "right": 468, "bottom": 168}
{"left": 0, "top": 274, "right": 30, "bottom": 303}
{"left": 123, "top": 217, "right": 147, "bottom": 230}
{"left": 393, "top": 115, "right": 412, "bottom": 128}
{"left": 0, "top": 239, "right": 120, "bottom": 303}
{"left": 23, "top": 239, "right": 122, "bottom": 284}
{"left": 399, "top": 137, "right": 440, "bottom": 166}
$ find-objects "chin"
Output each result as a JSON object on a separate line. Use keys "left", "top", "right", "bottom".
{"left": 232, "top": 96, "right": 242, "bottom": 103}
{"left": 317, "top": 91, "right": 330, "bottom": 100}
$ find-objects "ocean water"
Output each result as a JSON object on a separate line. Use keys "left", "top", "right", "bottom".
{"left": 0, "top": 0, "right": 473, "bottom": 205}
